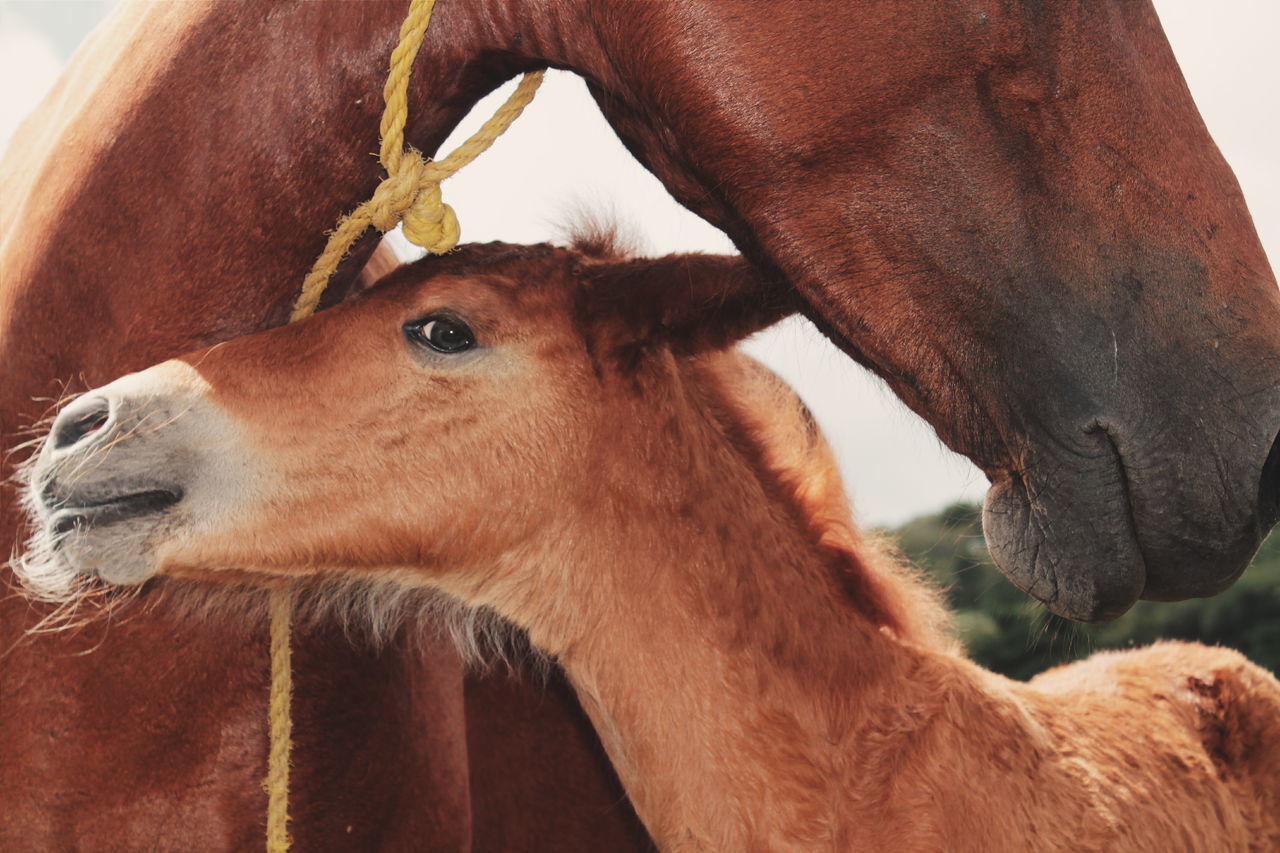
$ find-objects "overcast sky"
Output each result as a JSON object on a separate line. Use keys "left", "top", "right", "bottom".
{"left": 1, "top": 0, "right": 1276, "bottom": 526}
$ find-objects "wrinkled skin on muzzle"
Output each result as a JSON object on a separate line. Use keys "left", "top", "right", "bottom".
{"left": 973, "top": 253, "right": 1280, "bottom": 620}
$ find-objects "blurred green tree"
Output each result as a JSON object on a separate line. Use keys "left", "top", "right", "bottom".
{"left": 889, "top": 504, "right": 1280, "bottom": 680}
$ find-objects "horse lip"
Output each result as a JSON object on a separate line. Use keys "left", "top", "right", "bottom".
{"left": 48, "top": 487, "right": 183, "bottom": 536}
{"left": 981, "top": 428, "right": 1147, "bottom": 623}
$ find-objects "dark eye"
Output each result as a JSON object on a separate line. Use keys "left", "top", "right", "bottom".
{"left": 405, "top": 315, "right": 476, "bottom": 354}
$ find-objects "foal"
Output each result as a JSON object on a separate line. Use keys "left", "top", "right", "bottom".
{"left": 22, "top": 242, "right": 1280, "bottom": 851}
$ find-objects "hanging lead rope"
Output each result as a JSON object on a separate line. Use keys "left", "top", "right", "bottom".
{"left": 266, "top": 0, "right": 544, "bottom": 849}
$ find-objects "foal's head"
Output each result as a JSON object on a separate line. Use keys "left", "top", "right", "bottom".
{"left": 20, "top": 242, "right": 792, "bottom": 604}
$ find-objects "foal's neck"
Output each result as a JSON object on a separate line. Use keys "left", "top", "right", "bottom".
{"left": 482, "top": 358, "right": 942, "bottom": 850}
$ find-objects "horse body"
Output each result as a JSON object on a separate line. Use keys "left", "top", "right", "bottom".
{"left": 22, "top": 241, "right": 1278, "bottom": 850}
{"left": 3, "top": 0, "right": 1277, "bottom": 845}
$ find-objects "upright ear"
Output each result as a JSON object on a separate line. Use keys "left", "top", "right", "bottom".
{"left": 581, "top": 253, "right": 796, "bottom": 358}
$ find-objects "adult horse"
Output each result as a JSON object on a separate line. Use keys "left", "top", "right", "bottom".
{"left": 1, "top": 0, "right": 1275, "bottom": 849}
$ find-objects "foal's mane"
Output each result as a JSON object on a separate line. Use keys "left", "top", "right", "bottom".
{"left": 691, "top": 356, "right": 953, "bottom": 651}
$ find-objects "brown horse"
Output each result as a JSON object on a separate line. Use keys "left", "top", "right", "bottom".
{"left": 2, "top": 0, "right": 1276, "bottom": 846}
{"left": 23, "top": 241, "right": 1280, "bottom": 851}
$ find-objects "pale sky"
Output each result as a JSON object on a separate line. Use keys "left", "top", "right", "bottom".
{"left": 1, "top": 1, "right": 1276, "bottom": 526}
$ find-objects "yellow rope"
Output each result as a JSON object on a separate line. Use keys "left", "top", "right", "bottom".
{"left": 265, "top": 588, "right": 294, "bottom": 853}
{"left": 290, "top": 0, "right": 544, "bottom": 322}
{"left": 266, "top": 0, "right": 544, "bottom": 849}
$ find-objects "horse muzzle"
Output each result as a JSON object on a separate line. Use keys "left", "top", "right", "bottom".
{"left": 20, "top": 365, "right": 232, "bottom": 593}
{"left": 982, "top": 374, "right": 1280, "bottom": 623}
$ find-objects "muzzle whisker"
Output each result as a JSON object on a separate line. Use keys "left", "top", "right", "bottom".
{"left": 132, "top": 402, "right": 198, "bottom": 438}
{"left": 21, "top": 579, "right": 129, "bottom": 637}
{"left": 64, "top": 405, "right": 193, "bottom": 484}
{"left": 67, "top": 590, "right": 141, "bottom": 656}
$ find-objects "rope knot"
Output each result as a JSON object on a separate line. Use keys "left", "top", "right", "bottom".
{"left": 366, "top": 148, "right": 460, "bottom": 254}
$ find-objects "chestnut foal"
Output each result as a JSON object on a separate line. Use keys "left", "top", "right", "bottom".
{"left": 23, "top": 243, "right": 1280, "bottom": 851}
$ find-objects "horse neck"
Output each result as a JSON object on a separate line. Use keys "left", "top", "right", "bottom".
{"left": 475, "top": 355, "right": 951, "bottom": 849}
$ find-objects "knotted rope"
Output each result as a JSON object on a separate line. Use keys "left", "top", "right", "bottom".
{"left": 266, "top": 0, "right": 543, "bottom": 849}
{"left": 289, "top": 0, "right": 544, "bottom": 321}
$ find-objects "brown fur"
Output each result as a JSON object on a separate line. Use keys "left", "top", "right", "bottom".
{"left": 3, "top": 1, "right": 1277, "bottom": 847}
{"left": 29, "top": 243, "right": 1278, "bottom": 851}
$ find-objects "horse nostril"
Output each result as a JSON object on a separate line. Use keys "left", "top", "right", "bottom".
{"left": 51, "top": 396, "right": 113, "bottom": 451}
{"left": 1260, "top": 428, "right": 1280, "bottom": 530}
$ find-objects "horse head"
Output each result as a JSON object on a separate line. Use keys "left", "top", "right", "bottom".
{"left": 19, "top": 241, "right": 793, "bottom": 603}
{"left": 575, "top": 1, "right": 1280, "bottom": 619}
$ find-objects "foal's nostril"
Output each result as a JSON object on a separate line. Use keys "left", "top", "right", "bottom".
{"left": 51, "top": 396, "right": 113, "bottom": 450}
{"left": 1260, "top": 428, "right": 1280, "bottom": 530}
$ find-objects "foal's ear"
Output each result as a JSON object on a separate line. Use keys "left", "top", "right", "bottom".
{"left": 582, "top": 253, "right": 795, "bottom": 357}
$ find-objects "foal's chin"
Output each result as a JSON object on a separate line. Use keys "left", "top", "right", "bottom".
{"left": 18, "top": 511, "right": 170, "bottom": 602}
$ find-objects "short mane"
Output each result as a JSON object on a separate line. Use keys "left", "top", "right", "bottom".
{"left": 697, "top": 355, "right": 953, "bottom": 650}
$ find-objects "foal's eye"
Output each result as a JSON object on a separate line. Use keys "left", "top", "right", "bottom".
{"left": 405, "top": 315, "right": 476, "bottom": 354}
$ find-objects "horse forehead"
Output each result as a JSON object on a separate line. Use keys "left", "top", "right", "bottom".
{"left": 392, "top": 261, "right": 579, "bottom": 315}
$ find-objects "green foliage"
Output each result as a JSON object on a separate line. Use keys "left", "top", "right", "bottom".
{"left": 889, "top": 503, "right": 1280, "bottom": 681}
